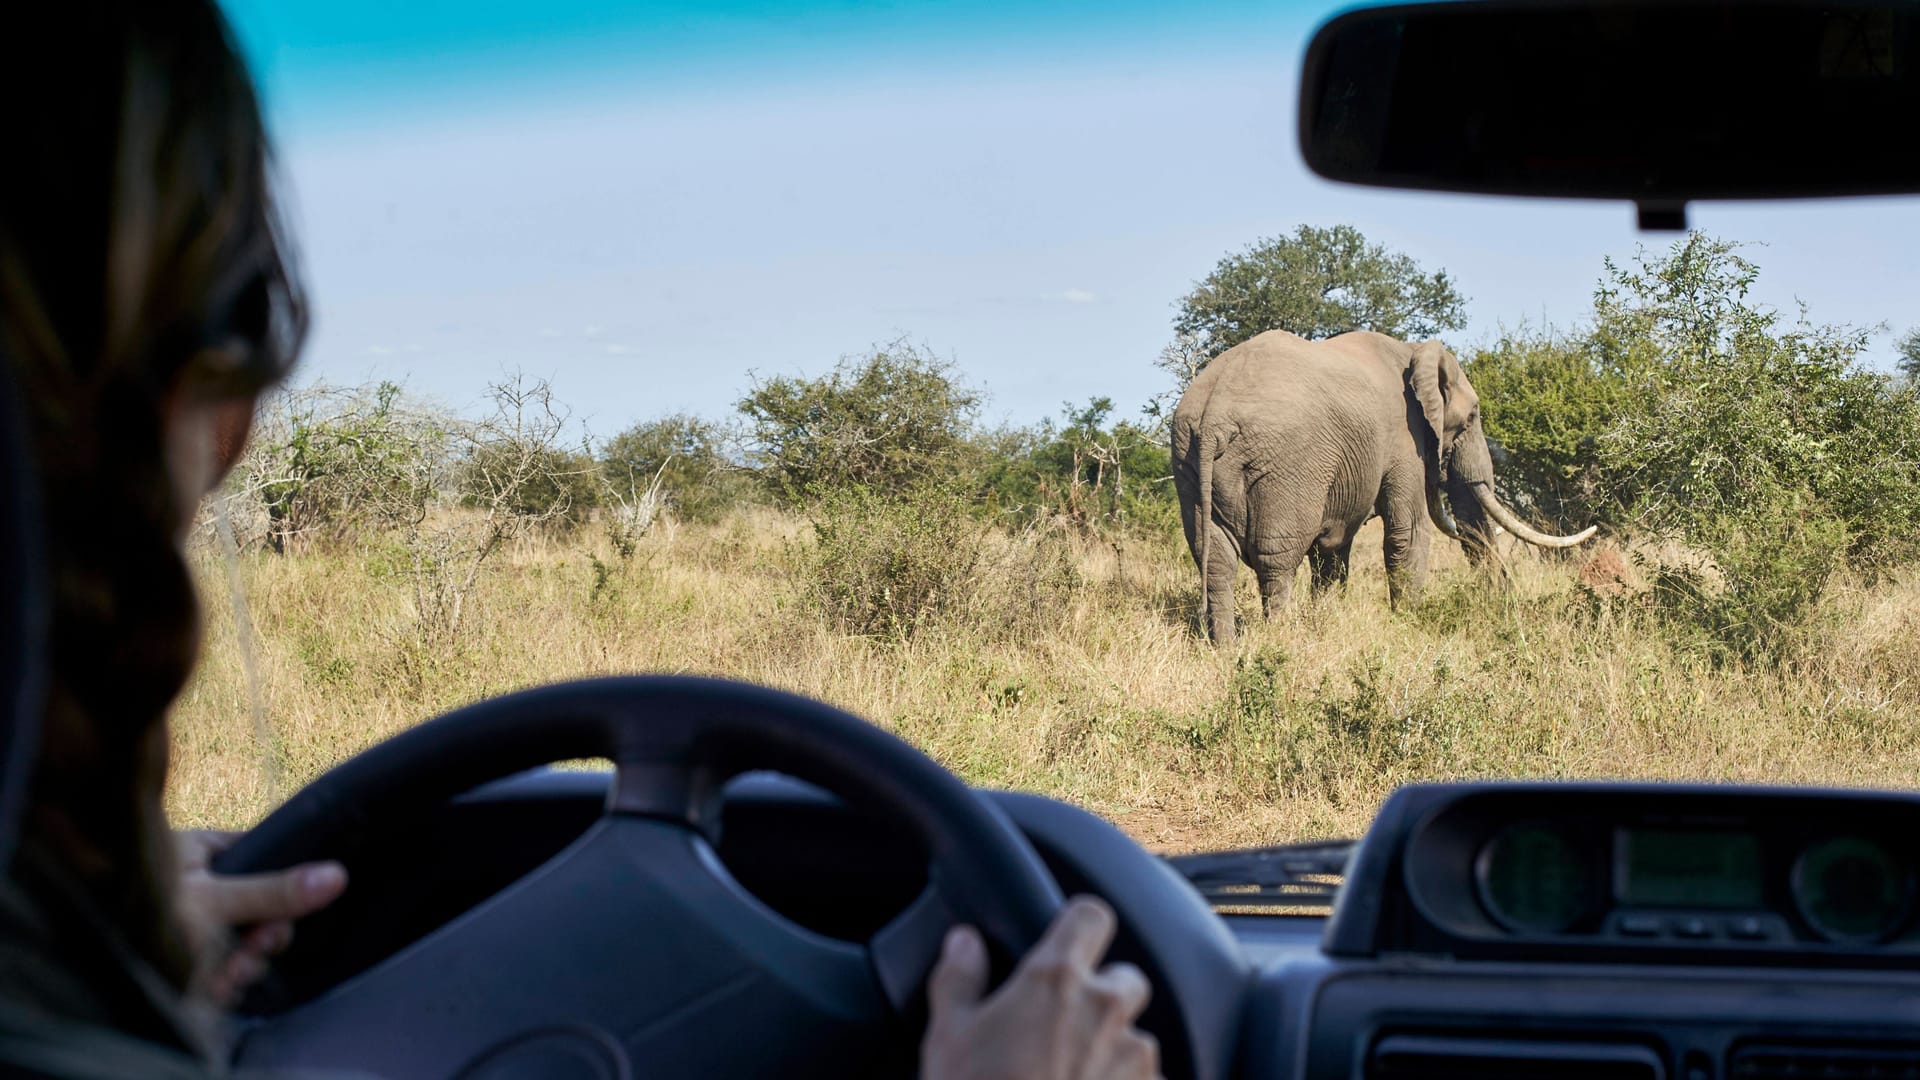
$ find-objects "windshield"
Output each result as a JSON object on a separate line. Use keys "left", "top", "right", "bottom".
{"left": 172, "top": 1, "right": 1920, "bottom": 854}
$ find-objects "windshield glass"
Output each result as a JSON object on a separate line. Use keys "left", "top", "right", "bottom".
{"left": 173, "top": 0, "right": 1920, "bottom": 853}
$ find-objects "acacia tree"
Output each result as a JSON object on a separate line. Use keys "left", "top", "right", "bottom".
{"left": 1171, "top": 224, "right": 1468, "bottom": 374}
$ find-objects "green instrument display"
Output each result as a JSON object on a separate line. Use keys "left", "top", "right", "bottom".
{"left": 1793, "top": 836, "right": 1908, "bottom": 942}
{"left": 1618, "top": 829, "right": 1763, "bottom": 909}
{"left": 1479, "top": 823, "right": 1597, "bottom": 933}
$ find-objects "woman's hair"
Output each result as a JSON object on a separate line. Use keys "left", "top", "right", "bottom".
{"left": 0, "top": 1, "right": 306, "bottom": 989}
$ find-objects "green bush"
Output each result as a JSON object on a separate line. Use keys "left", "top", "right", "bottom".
{"left": 1464, "top": 233, "right": 1920, "bottom": 664}
{"left": 974, "top": 398, "right": 1177, "bottom": 535}
{"left": 461, "top": 445, "right": 599, "bottom": 531}
{"left": 1464, "top": 328, "right": 1626, "bottom": 529}
{"left": 805, "top": 483, "right": 986, "bottom": 640}
{"left": 739, "top": 339, "right": 981, "bottom": 499}
{"left": 599, "top": 413, "right": 752, "bottom": 524}
{"left": 239, "top": 382, "right": 449, "bottom": 552}
{"left": 1589, "top": 237, "right": 1920, "bottom": 563}
{"left": 1642, "top": 497, "right": 1850, "bottom": 667}
{"left": 802, "top": 482, "right": 1079, "bottom": 642}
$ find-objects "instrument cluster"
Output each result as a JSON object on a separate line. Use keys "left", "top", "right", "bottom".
{"left": 1386, "top": 786, "right": 1920, "bottom": 957}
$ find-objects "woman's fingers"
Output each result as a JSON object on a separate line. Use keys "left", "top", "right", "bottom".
{"left": 919, "top": 895, "right": 1159, "bottom": 1080}
{"left": 190, "top": 862, "right": 348, "bottom": 927}
{"left": 926, "top": 924, "right": 990, "bottom": 1016}
{"left": 224, "top": 949, "right": 267, "bottom": 990}
{"left": 172, "top": 829, "right": 350, "bottom": 1004}
{"left": 1087, "top": 1028, "right": 1161, "bottom": 1080}
{"left": 238, "top": 919, "right": 295, "bottom": 957}
{"left": 202, "top": 948, "right": 268, "bottom": 1008}
{"left": 173, "top": 828, "right": 241, "bottom": 872}
{"left": 1016, "top": 895, "right": 1118, "bottom": 978}
{"left": 1088, "top": 960, "right": 1152, "bottom": 1024}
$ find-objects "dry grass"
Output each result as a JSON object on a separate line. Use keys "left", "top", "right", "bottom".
{"left": 166, "top": 508, "right": 1920, "bottom": 851}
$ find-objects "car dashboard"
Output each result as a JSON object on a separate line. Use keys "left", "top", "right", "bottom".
{"left": 1256, "top": 783, "right": 1920, "bottom": 1078}
{"left": 267, "top": 774, "right": 1920, "bottom": 1080}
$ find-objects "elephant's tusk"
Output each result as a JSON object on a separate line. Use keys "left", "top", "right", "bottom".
{"left": 1469, "top": 483, "right": 1596, "bottom": 548}
{"left": 1425, "top": 477, "right": 1462, "bottom": 539}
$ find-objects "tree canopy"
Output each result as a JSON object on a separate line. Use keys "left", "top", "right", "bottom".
{"left": 1172, "top": 224, "right": 1468, "bottom": 366}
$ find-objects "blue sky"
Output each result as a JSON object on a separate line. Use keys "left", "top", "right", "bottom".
{"left": 222, "top": 0, "right": 1920, "bottom": 434}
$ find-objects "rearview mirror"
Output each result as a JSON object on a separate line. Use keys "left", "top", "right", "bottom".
{"left": 1298, "top": 0, "right": 1920, "bottom": 229}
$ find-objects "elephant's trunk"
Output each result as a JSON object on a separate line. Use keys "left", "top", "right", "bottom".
{"left": 1425, "top": 474, "right": 1462, "bottom": 539}
{"left": 1468, "top": 482, "right": 1597, "bottom": 548}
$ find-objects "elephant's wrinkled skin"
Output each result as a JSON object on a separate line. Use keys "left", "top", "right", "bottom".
{"left": 1170, "top": 330, "right": 1595, "bottom": 646}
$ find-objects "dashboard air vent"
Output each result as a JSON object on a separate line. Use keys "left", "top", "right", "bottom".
{"left": 1731, "top": 1042, "right": 1920, "bottom": 1079}
{"left": 1369, "top": 1035, "right": 1663, "bottom": 1079}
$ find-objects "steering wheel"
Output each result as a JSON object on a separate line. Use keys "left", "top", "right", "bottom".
{"left": 213, "top": 675, "right": 1064, "bottom": 1079}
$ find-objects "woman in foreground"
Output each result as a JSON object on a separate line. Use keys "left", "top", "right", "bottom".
{"left": 0, "top": 3, "right": 1158, "bottom": 1077}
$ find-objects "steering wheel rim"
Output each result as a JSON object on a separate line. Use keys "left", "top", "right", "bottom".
{"left": 215, "top": 674, "right": 1064, "bottom": 1073}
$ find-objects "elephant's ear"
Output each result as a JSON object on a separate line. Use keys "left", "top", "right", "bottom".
{"left": 1410, "top": 340, "right": 1450, "bottom": 453}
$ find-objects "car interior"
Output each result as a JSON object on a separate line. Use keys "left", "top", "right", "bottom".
{"left": 9, "top": 1, "right": 1920, "bottom": 1078}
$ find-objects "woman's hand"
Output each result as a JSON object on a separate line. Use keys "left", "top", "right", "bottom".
{"left": 173, "top": 829, "right": 348, "bottom": 1006}
{"left": 922, "top": 895, "right": 1161, "bottom": 1080}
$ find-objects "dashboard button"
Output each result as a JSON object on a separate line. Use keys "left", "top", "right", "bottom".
{"left": 1618, "top": 915, "right": 1663, "bottom": 937}
{"left": 1671, "top": 917, "right": 1712, "bottom": 939}
{"left": 1726, "top": 916, "right": 1769, "bottom": 940}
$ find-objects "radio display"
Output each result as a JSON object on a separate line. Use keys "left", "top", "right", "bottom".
{"left": 1617, "top": 829, "right": 1763, "bottom": 908}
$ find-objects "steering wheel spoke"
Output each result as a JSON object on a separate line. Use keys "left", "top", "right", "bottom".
{"left": 869, "top": 880, "right": 961, "bottom": 1016}
{"left": 606, "top": 759, "right": 725, "bottom": 835}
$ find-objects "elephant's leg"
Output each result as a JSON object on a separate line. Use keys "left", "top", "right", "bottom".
{"left": 1246, "top": 477, "right": 1323, "bottom": 621}
{"left": 1377, "top": 463, "right": 1436, "bottom": 609}
{"left": 1256, "top": 560, "right": 1295, "bottom": 619}
{"left": 1381, "top": 512, "right": 1431, "bottom": 609}
{"left": 1252, "top": 535, "right": 1317, "bottom": 620}
{"left": 1200, "top": 520, "right": 1240, "bottom": 646}
{"left": 1307, "top": 539, "right": 1354, "bottom": 598}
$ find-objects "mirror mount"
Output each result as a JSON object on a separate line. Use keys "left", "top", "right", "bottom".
{"left": 1636, "top": 202, "right": 1687, "bottom": 233}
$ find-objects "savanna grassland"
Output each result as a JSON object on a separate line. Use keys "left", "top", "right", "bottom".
{"left": 164, "top": 229, "right": 1920, "bottom": 850}
{"left": 168, "top": 508, "right": 1920, "bottom": 852}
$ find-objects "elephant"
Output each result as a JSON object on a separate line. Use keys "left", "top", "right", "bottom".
{"left": 1170, "top": 330, "right": 1595, "bottom": 645}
